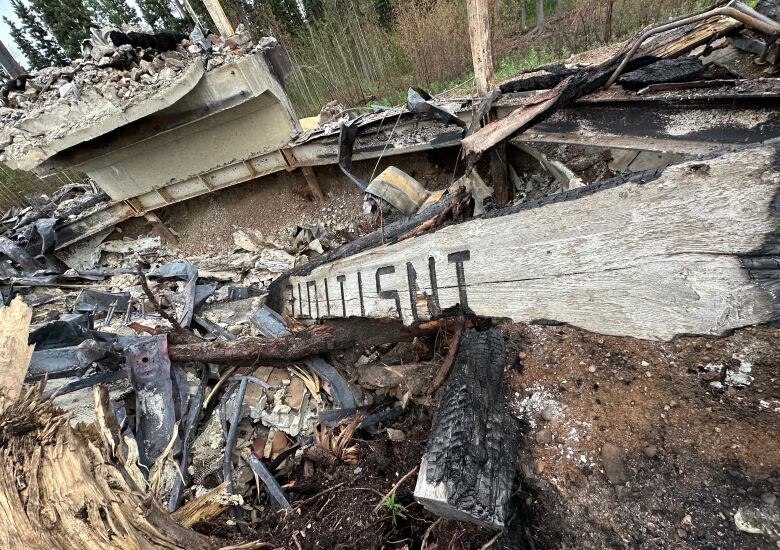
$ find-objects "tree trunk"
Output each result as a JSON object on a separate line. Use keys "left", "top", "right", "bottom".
{"left": 521, "top": 0, "right": 527, "bottom": 31}
{"left": 536, "top": 0, "right": 545, "bottom": 30}
{"left": 604, "top": 0, "right": 614, "bottom": 42}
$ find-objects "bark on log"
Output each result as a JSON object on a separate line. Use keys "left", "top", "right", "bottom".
{"left": 414, "top": 328, "right": 519, "bottom": 529}
{"left": 167, "top": 317, "right": 440, "bottom": 365}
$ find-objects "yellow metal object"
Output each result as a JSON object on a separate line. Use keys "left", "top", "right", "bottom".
{"left": 366, "top": 166, "right": 432, "bottom": 215}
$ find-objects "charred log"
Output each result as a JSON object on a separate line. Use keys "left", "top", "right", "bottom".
{"left": 414, "top": 328, "right": 519, "bottom": 529}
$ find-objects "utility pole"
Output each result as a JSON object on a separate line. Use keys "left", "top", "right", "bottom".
{"left": 466, "top": 0, "right": 494, "bottom": 96}
{"left": 0, "top": 38, "right": 25, "bottom": 78}
{"left": 201, "top": 0, "right": 235, "bottom": 37}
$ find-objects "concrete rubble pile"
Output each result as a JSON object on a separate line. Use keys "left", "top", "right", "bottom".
{"left": 0, "top": 24, "right": 264, "bottom": 166}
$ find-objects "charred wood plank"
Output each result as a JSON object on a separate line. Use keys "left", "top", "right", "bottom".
{"left": 463, "top": 16, "right": 741, "bottom": 161}
{"left": 414, "top": 328, "right": 518, "bottom": 529}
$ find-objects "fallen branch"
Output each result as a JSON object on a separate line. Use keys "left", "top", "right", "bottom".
{"left": 428, "top": 324, "right": 464, "bottom": 396}
{"left": 168, "top": 318, "right": 442, "bottom": 365}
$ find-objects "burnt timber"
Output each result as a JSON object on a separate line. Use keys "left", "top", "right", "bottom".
{"left": 278, "top": 144, "right": 780, "bottom": 341}
{"left": 414, "top": 328, "right": 519, "bottom": 529}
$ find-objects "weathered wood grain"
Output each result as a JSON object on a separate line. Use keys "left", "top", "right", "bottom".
{"left": 0, "top": 298, "right": 33, "bottom": 412}
{"left": 414, "top": 328, "right": 518, "bottom": 528}
{"left": 286, "top": 146, "right": 780, "bottom": 340}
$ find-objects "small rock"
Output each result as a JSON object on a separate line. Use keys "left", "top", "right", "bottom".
{"left": 535, "top": 429, "right": 553, "bottom": 444}
{"left": 353, "top": 466, "right": 363, "bottom": 475}
{"left": 165, "top": 57, "right": 185, "bottom": 69}
{"left": 761, "top": 492, "right": 777, "bottom": 506}
{"left": 534, "top": 461, "right": 546, "bottom": 474}
{"left": 641, "top": 360, "right": 650, "bottom": 367}
{"left": 644, "top": 445, "right": 658, "bottom": 458}
{"left": 518, "top": 351, "right": 527, "bottom": 360}
{"left": 386, "top": 428, "right": 405, "bottom": 441}
{"left": 676, "top": 527, "right": 687, "bottom": 539}
{"left": 588, "top": 365, "right": 597, "bottom": 373}
{"left": 227, "top": 324, "right": 243, "bottom": 335}
{"left": 541, "top": 406, "right": 555, "bottom": 422}
{"left": 158, "top": 67, "right": 177, "bottom": 81}
{"left": 601, "top": 443, "right": 628, "bottom": 484}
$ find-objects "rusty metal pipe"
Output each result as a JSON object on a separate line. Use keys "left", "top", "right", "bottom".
{"left": 605, "top": 1, "right": 780, "bottom": 88}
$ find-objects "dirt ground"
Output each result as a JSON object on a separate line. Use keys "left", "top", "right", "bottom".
{"left": 503, "top": 322, "right": 780, "bottom": 550}
{"left": 143, "top": 148, "right": 462, "bottom": 256}
{"left": 187, "top": 322, "right": 779, "bottom": 550}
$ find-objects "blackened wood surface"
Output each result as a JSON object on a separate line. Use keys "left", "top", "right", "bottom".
{"left": 414, "top": 328, "right": 519, "bottom": 529}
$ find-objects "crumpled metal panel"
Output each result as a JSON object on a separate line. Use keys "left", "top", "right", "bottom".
{"left": 125, "top": 334, "right": 176, "bottom": 467}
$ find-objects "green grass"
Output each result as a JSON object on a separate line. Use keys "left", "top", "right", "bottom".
{"left": 382, "top": 491, "right": 407, "bottom": 526}
{"left": 368, "top": 46, "right": 568, "bottom": 108}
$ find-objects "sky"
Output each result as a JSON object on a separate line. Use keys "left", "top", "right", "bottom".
{"left": 0, "top": 2, "right": 25, "bottom": 64}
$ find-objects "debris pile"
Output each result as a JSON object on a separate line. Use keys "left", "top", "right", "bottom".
{"left": 0, "top": 3, "right": 779, "bottom": 549}
{"left": 0, "top": 25, "right": 270, "bottom": 167}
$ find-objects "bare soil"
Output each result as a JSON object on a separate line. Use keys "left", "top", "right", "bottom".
{"left": 504, "top": 322, "right": 780, "bottom": 550}
{"left": 143, "top": 148, "right": 462, "bottom": 256}
{"left": 191, "top": 322, "right": 779, "bottom": 549}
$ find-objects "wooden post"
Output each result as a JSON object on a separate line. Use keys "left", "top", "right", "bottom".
{"left": 144, "top": 212, "right": 179, "bottom": 245}
{"left": 466, "top": 0, "right": 510, "bottom": 203}
{"left": 301, "top": 165, "right": 327, "bottom": 203}
{"left": 0, "top": 38, "right": 25, "bottom": 79}
{"left": 201, "top": 0, "right": 235, "bottom": 37}
{"left": 466, "top": 0, "right": 494, "bottom": 97}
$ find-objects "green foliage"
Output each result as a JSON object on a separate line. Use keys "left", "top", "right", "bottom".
{"left": 270, "top": 0, "right": 304, "bottom": 33}
{"left": 30, "top": 0, "right": 94, "bottom": 59}
{"left": 138, "top": 0, "right": 189, "bottom": 33}
{"left": 303, "top": 0, "right": 324, "bottom": 21}
{"left": 382, "top": 492, "right": 406, "bottom": 527}
{"left": 84, "top": 0, "right": 140, "bottom": 27}
{"left": 374, "top": 0, "right": 392, "bottom": 28}
{"left": 494, "top": 47, "right": 563, "bottom": 81}
{"left": 5, "top": 0, "right": 68, "bottom": 69}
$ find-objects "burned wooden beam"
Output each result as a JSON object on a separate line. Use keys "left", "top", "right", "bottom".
{"left": 280, "top": 145, "right": 780, "bottom": 340}
{"left": 414, "top": 328, "right": 518, "bottom": 529}
{"left": 462, "top": 15, "right": 742, "bottom": 162}
{"left": 167, "top": 317, "right": 443, "bottom": 365}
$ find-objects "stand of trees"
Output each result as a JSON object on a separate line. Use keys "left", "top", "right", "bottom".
{"left": 2, "top": 0, "right": 214, "bottom": 69}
